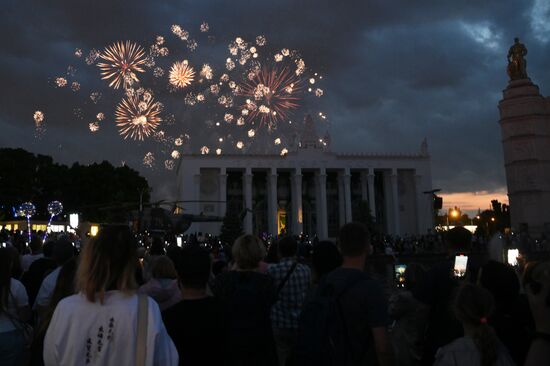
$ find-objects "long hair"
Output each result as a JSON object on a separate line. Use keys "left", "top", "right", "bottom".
{"left": 0, "top": 248, "right": 13, "bottom": 313}
{"left": 77, "top": 225, "right": 137, "bottom": 303}
{"left": 454, "top": 284, "right": 498, "bottom": 366}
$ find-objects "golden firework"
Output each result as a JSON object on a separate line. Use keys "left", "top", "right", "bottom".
{"left": 115, "top": 94, "right": 162, "bottom": 140}
{"left": 168, "top": 61, "right": 195, "bottom": 89}
{"left": 97, "top": 41, "right": 146, "bottom": 89}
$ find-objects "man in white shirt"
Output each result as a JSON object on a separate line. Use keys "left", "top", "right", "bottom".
{"left": 21, "top": 237, "right": 44, "bottom": 272}
{"left": 33, "top": 238, "right": 74, "bottom": 313}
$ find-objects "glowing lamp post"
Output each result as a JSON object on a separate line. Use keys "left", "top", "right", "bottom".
{"left": 447, "top": 208, "right": 460, "bottom": 229}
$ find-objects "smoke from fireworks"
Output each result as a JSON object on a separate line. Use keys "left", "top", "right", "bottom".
{"left": 115, "top": 93, "right": 162, "bottom": 140}
{"left": 97, "top": 41, "right": 146, "bottom": 89}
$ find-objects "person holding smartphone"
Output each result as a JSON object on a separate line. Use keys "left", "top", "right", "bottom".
{"left": 412, "top": 226, "right": 472, "bottom": 365}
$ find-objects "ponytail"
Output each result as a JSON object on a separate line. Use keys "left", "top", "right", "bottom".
{"left": 454, "top": 284, "right": 499, "bottom": 366}
{"left": 472, "top": 322, "right": 498, "bottom": 366}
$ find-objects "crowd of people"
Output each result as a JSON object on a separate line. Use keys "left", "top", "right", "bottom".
{"left": 0, "top": 223, "right": 549, "bottom": 366}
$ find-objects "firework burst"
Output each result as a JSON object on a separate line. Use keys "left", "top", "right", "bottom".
{"left": 237, "top": 66, "right": 302, "bottom": 130}
{"left": 97, "top": 41, "right": 146, "bottom": 89}
{"left": 169, "top": 61, "right": 195, "bottom": 89}
{"left": 115, "top": 93, "right": 162, "bottom": 140}
{"left": 33, "top": 111, "right": 44, "bottom": 124}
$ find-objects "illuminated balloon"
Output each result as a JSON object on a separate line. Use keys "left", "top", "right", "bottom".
{"left": 47, "top": 201, "right": 63, "bottom": 216}
{"left": 20, "top": 202, "right": 36, "bottom": 218}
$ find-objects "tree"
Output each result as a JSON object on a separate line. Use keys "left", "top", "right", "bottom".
{"left": 219, "top": 208, "right": 244, "bottom": 246}
{"left": 0, "top": 148, "right": 150, "bottom": 222}
{"left": 355, "top": 200, "right": 380, "bottom": 236}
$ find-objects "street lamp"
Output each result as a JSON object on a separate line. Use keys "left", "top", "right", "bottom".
{"left": 446, "top": 208, "right": 459, "bottom": 229}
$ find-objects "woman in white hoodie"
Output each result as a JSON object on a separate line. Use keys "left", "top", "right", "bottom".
{"left": 43, "top": 225, "right": 178, "bottom": 366}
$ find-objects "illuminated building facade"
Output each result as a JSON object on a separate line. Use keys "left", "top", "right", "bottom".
{"left": 178, "top": 116, "right": 434, "bottom": 239}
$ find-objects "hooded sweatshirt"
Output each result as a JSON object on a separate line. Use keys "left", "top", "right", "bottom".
{"left": 138, "top": 278, "right": 182, "bottom": 311}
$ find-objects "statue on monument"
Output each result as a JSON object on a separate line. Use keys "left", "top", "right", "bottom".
{"left": 507, "top": 37, "right": 528, "bottom": 80}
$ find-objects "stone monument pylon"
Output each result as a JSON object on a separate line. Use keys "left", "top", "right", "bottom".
{"left": 498, "top": 38, "right": 550, "bottom": 237}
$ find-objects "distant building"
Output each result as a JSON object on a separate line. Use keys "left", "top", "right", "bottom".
{"left": 177, "top": 115, "right": 434, "bottom": 239}
{"left": 499, "top": 40, "right": 550, "bottom": 236}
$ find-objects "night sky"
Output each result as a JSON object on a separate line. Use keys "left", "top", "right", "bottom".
{"left": 1, "top": 0, "right": 549, "bottom": 213}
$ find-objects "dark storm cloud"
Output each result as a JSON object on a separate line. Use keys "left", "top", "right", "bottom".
{"left": 1, "top": 0, "right": 550, "bottom": 202}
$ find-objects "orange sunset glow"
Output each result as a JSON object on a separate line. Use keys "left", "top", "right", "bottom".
{"left": 439, "top": 188, "right": 509, "bottom": 215}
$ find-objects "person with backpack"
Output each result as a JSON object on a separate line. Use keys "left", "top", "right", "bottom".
{"left": 212, "top": 234, "right": 277, "bottom": 366}
{"left": 291, "top": 222, "right": 393, "bottom": 366}
{"left": 267, "top": 236, "right": 311, "bottom": 366}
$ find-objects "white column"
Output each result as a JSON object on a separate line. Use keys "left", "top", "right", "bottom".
{"left": 367, "top": 169, "right": 376, "bottom": 221}
{"left": 268, "top": 167, "right": 278, "bottom": 236}
{"left": 291, "top": 167, "right": 303, "bottom": 235}
{"left": 316, "top": 168, "right": 328, "bottom": 239}
{"left": 243, "top": 167, "right": 253, "bottom": 234}
{"left": 193, "top": 172, "right": 201, "bottom": 215}
{"left": 338, "top": 171, "right": 346, "bottom": 227}
{"left": 415, "top": 174, "right": 424, "bottom": 234}
{"left": 343, "top": 168, "right": 352, "bottom": 223}
{"left": 390, "top": 169, "right": 400, "bottom": 236}
{"left": 219, "top": 167, "right": 227, "bottom": 217}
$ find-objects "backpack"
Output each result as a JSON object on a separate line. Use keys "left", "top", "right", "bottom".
{"left": 289, "top": 273, "right": 367, "bottom": 366}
